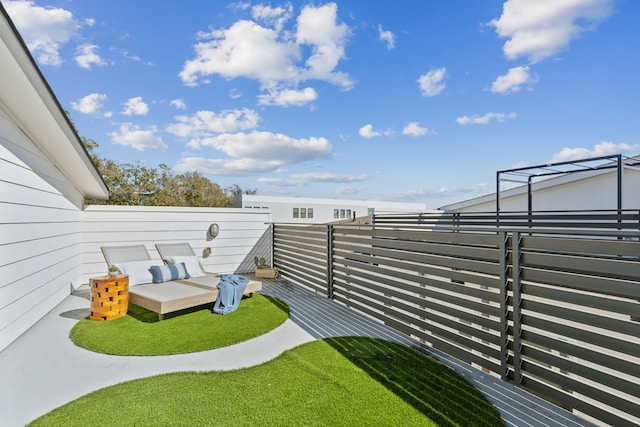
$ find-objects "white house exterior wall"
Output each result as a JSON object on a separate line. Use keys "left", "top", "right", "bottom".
{"left": 443, "top": 168, "right": 640, "bottom": 213}
{"left": 242, "top": 195, "right": 427, "bottom": 224}
{"left": 0, "top": 107, "right": 86, "bottom": 352}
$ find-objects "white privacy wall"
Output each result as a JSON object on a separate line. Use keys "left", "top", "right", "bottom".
{"left": 0, "top": 109, "right": 86, "bottom": 352}
{"left": 80, "top": 205, "right": 271, "bottom": 287}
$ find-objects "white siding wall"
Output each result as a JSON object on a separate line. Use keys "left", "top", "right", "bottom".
{"left": 0, "top": 108, "right": 85, "bottom": 351}
{"left": 80, "top": 205, "right": 271, "bottom": 287}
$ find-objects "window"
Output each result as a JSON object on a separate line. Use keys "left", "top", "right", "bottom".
{"left": 300, "top": 208, "right": 307, "bottom": 218}
{"left": 340, "top": 209, "right": 346, "bottom": 218}
{"left": 308, "top": 208, "right": 314, "bottom": 219}
{"left": 293, "top": 208, "right": 299, "bottom": 218}
{"left": 346, "top": 209, "right": 352, "bottom": 219}
{"left": 334, "top": 209, "right": 339, "bottom": 218}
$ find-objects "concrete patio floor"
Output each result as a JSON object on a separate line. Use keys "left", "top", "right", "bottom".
{"left": 0, "top": 279, "right": 594, "bottom": 427}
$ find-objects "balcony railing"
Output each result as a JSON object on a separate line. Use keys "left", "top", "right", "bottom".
{"left": 271, "top": 211, "right": 640, "bottom": 427}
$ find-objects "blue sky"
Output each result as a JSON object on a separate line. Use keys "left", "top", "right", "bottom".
{"left": 4, "top": 0, "right": 639, "bottom": 208}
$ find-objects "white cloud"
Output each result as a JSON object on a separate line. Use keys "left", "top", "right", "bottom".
{"left": 70, "top": 93, "right": 108, "bottom": 115}
{"left": 110, "top": 123, "right": 167, "bottom": 151}
{"left": 228, "top": 1, "right": 251, "bottom": 12}
{"left": 179, "top": 3, "right": 353, "bottom": 104}
{"left": 121, "top": 49, "right": 153, "bottom": 66}
{"left": 166, "top": 108, "right": 260, "bottom": 146}
{"left": 358, "top": 124, "right": 393, "bottom": 139}
{"left": 378, "top": 25, "right": 395, "bottom": 50}
{"left": 4, "top": 0, "right": 82, "bottom": 66}
{"left": 290, "top": 172, "right": 368, "bottom": 183}
{"left": 257, "top": 173, "right": 368, "bottom": 188}
{"left": 489, "top": 0, "right": 614, "bottom": 63}
{"left": 258, "top": 177, "right": 301, "bottom": 186}
{"left": 174, "top": 131, "right": 332, "bottom": 176}
{"left": 358, "top": 124, "right": 379, "bottom": 139}
{"left": 251, "top": 3, "right": 293, "bottom": 32}
{"left": 549, "top": 141, "right": 640, "bottom": 163}
{"left": 170, "top": 99, "right": 186, "bottom": 110}
{"left": 122, "top": 97, "right": 149, "bottom": 116}
{"left": 74, "top": 44, "right": 106, "bottom": 70}
{"left": 402, "top": 122, "right": 429, "bottom": 136}
{"left": 180, "top": 19, "right": 298, "bottom": 86}
{"left": 336, "top": 185, "right": 364, "bottom": 195}
{"left": 196, "top": 131, "right": 331, "bottom": 163}
{"left": 491, "top": 65, "right": 536, "bottom": 94}
{"left": 456, "top": 112, "right": 517, "bottom": 125}
{"left": 418, "top": 67, "right": 447, "bottom": 97}
{"left": 257, "top": 87, "right": 318, "bottom": 106}
{"left": 296, "top": 3, "right": 352, "bottom": 88}
{"left": 400, "top": 183, "right": 490, "bottom": 200}
{"left": 175, "top": 157, "right": 282, "bottom": 176}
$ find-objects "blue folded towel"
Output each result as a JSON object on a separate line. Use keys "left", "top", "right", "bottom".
{"left": 212, "top": 274, "right": 249, "bottom": 314}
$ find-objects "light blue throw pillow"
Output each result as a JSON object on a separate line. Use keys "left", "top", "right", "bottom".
{"left": 149, "top": 262, "right": 190, "bottom": 283}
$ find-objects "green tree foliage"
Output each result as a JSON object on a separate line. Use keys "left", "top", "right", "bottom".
{"left": 225, "top": 184, "right": 257, "bottom": 197}
{"left": 82, "top": 133, "right": 238, "bottom": 207}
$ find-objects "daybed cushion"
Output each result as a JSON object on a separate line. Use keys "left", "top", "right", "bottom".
{"left": 166, "top": 255, "right": 205, "bottom": 277}
{"left": 178, "top": 274, "right": 221, "bottom": 290}
{"left": 116, "top": 260, "right": 155, "bottom": 286}
{"left": 149, "top": 262, "right": 190, "bottom": 283}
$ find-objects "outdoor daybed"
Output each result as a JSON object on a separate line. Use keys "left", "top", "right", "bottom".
{"left": 100, "top": 244, "right": 261, "bottom": 320}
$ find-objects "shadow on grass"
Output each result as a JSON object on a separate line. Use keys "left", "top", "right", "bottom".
{"left": 126, "top": 293, "right": 288, "bottom": 323}
{"left": 326, "top": 336, "right": 505, "bottom": 427}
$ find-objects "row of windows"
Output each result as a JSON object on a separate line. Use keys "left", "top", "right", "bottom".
{"left": 292, "top": 207, "right": 355, "bottom": 219}
{"left": 334, "top": 209, "right": 352, "bottom": 219}
{"left": 292, "top": 207, "right": 314, "bottom": 219}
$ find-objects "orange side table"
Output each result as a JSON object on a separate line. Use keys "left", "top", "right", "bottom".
{"left": 90, "top": 274, "right": 129, "bottom": 320}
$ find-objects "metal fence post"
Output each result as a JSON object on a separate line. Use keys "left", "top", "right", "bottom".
{"left": 327, "top": 225, "right": 334, "bottom": 299}
{"left": 512, "top": 231, "right": 523, "bottom": 386}
{"left": 499, "top": 231, "right": 510, "bottom": 381}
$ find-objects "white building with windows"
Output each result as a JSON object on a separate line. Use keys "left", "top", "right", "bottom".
{"left": 238, "top": 195, "right": 429, "bottom": 224}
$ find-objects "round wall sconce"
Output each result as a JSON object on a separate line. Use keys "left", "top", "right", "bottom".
{"left": 208, "top": 223, "right": 220, "bottom": 238}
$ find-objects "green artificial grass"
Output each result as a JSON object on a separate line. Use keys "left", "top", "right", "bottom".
{"left": 31, "top": 337, "right": 504, "bottom": 427}
{"left": 70, "top": 294, "right": 289, "bottom": 355}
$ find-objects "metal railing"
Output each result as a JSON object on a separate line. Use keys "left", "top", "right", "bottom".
{"left": 272, "top": 211, "right": 640, "bottom": 427}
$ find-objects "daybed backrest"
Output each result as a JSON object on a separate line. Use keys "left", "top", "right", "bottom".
{"left": 155, "top": 242, "right": 206, "bottom": 276}
{"left": 155, "top": 243, "right": 197, "bottom": 259}
{"left": 101, "top": 244, "right": 151, "bottom": 266}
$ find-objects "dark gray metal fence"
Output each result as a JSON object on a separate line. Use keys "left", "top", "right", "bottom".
{"left": 272, "top": 212, "right": 640, "bottom": 427}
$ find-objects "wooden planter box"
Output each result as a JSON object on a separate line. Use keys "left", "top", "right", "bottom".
{"left": 255, "top": 268, "right": 278, "bottom": 279}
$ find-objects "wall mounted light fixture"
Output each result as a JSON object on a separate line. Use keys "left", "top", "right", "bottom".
{"left": 208, "top": 223, "right": 219, "bottom": 238}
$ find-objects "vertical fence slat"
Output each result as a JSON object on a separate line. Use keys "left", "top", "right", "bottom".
{"left": 327, "top": 225, "right": 334, "bottom": 299}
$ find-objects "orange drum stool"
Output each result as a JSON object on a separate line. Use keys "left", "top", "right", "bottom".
{"left": 89, "top": 275, "right": 129, "bottom": 320}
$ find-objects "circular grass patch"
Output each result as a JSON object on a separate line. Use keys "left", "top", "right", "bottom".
{"left": 31, "top": 337, "right": 504, "bottom": 426}
{"left": 70, "top": 294, "right": 289, "bottom": 356}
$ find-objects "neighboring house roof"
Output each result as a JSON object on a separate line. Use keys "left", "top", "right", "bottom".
{"left": 440, "top": 154, "right": 640, "bottom": 212}
{"left": 0, "top": 4, "right": 108, "bottom": 200}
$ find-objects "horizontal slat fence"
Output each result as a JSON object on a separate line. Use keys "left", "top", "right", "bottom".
{"left": 373, "top": 209, "right": 640, "bottom": 233}
{"left": 273, "top": 225, "right": 329, "bottom": 295}
{"left": 272, "top": 213, "right": 640, "bottom": 427}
